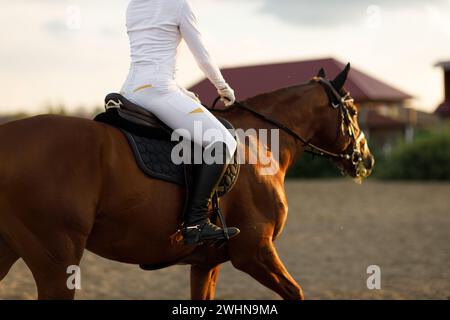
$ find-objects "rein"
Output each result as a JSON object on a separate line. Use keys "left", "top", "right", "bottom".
{"left": 205, "top": 79, "right": 359, "bottom": 161}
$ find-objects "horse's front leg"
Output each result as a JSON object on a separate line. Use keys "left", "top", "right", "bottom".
{"left": 230, "top": 239, "right": 304, "bottom": 300}
{"left": 190, "top": 264, "right": 221, "bottom": 300}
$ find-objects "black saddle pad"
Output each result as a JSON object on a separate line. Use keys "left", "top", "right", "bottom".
{"left": 94, "top": 108, "right": 240, "bottom": 195}
{"left": 95, "top": 108, "right": 185, "bottom": 185}
{"left": 123, "top": 132, "right": 185, "bottom": 185}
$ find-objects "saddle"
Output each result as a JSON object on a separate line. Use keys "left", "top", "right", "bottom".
{"left": 94, "top": 92, "right": 240, "bottom": 200}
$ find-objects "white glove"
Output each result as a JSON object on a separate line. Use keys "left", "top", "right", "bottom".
{"left": 180, "top": 87, "right": 201, "bottom": 103}
{"left": 218, "top": 85, "right": 236, "bottom": 107}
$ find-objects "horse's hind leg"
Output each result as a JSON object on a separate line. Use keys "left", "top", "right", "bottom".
{"left": 191, "top": 264, "right": 221, "bottom": 300}
{"left": 9, "top": 222, "right": 89, "bottom": 300}
{"left": 0, "top": 237, "right": 19, "bottom": 282}
{"left": 25, "top": 249, "right": 85, "bottom": 300}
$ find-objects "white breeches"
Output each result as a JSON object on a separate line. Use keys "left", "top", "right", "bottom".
{"left": 121, "top": 66, "right": 237, "bottom": 159}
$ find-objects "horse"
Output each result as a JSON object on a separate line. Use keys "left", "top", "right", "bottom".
{"left": 0, "top": 64, "right": 374, "bottom": 300}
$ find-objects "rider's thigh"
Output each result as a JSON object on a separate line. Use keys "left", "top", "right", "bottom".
{"left": 131, "top": 88, "right": 237, "bottom": 156}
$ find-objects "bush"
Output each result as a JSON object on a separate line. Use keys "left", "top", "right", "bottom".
{"left": 376, "top": 130, "right": 450, "bottom": 180}
{"left": 287, "top": 129, "right": 450, "bottom": 180}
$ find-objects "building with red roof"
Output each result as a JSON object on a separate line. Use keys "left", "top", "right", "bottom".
{"left": 435, "top": 61, "right": 450, "bottom": 119}
{"left": 190, "top": 57, "right": 412, "bottom": 105}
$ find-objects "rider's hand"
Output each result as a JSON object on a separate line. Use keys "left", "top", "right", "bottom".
{"left": 218, "top": 85, "right": 236, "bottom": 107}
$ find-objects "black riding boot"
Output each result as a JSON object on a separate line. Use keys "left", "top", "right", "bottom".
{"left": 183, "top": 143, "right": 240, "bottom": 245}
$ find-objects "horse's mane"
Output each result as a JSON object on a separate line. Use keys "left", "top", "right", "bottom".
{"left": 244, "top": 81, "right": 316, "bottom": 108}
{"left": 208, "top": 80, "right": 318, "bottom": 114}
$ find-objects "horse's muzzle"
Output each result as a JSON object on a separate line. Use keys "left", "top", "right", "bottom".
{"left": 365, "top": 155, "right": 375, "bottom": 171}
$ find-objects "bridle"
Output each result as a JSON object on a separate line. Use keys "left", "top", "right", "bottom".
{"left": 314, "top": 77, "right": 368, "bottom": 174}
{"left": 207, "top": 78, "right": 369, "bottom": 177}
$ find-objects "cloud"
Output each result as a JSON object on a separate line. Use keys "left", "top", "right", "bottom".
{"left": 0, "top": 0, "right": 448, "bottom": 113}
{"left": 257, "top": 0, "right": 448, "bottom": 26}
{"left": 43, "top": 20, "right": 69, "bottom": 35}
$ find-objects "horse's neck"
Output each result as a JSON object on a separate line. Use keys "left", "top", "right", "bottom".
{"left": 222, "top": 85, "right": 318, "bottom": 174}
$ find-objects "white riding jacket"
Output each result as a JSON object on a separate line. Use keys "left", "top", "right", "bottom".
{"left": 126, "top": 0, "right": 227, "bottom": 89}
{"left": 121, "top": 0, "right": 237, "bottom": 158}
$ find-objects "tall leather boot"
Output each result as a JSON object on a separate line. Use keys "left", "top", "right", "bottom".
{"left": 183, "top": 142, "right": 240, "bottom": 245}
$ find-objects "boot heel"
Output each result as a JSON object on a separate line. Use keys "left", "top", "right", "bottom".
{"left": 183, "top": 225, "right": 203, "bottom": 246}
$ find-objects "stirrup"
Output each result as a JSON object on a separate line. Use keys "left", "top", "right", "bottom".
{"left": 183, "top": 221, "right": 240, "bottom": 246}
{"left": 211, "top": 192, "right": 230, "bottom": 240}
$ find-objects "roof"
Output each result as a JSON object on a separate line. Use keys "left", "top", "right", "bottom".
{"left": 189, "top": 58, "right": 413, "bottom": 105}
{"left": 435, "top": 101, "right": 450, "bottom": 118}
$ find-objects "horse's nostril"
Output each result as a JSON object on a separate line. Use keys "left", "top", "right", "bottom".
{"left": 365, "top": 156, "right": 375, "bottom": 170}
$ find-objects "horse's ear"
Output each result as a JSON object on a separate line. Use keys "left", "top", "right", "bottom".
{"left": 331, "top": 63, "right": 351, "bottom": 91}
{"left": 317, "top": 68, "right": 326, "bottom": 78}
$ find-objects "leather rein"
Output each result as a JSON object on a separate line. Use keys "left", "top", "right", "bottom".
{"left": 206, "top": 78, "right": 363, "bottom": 161}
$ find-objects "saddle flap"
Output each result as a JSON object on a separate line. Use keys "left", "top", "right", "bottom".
{"left": 117, "top": 109, "right": 162, "bottom": 128}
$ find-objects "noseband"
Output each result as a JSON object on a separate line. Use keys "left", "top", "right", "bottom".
{"left": 208, "top": 78, "right": 368, "bottom": 176}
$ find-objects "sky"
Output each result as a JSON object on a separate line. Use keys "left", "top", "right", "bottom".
{"left": 0, "top": 0, "right": 449, "bottom": 114}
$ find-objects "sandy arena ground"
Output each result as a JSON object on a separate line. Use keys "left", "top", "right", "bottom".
{"left": 0, "top": 179, "right": 449, "bottom": 300}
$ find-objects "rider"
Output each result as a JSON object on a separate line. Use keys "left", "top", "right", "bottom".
{"left": 121, "top": 0, "right": 240, "bottom": 245}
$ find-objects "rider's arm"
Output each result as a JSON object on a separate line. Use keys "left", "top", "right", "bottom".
{"left": 179, "top": 0, "right": 228, "bottom": 90}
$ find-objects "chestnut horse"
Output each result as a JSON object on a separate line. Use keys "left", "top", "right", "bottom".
{"left": 0, "top": 66, "right": 373, "bottom": 299}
